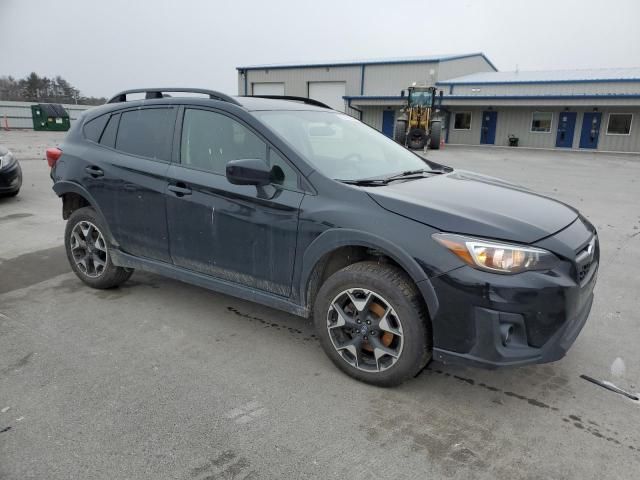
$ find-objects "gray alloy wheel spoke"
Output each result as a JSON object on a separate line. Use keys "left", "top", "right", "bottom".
{"left": 336, "top": 336, "right": 363, "bottom": 367}
{"left": 378, "top": 310, "right": 403, "bottom": 338}
{"left": 346, "top": 289, "right": 374, "bottom": 313}
{"left": 70, "top": 220, "right": 108, "bottom": 279}
{"left": 369, "top": 335, "right": 400, "bottom": 371}
{"left": 329, "top": 302, "right": 359, "bottom": 330}
{"left": 327, "top": 288, "right": 404, "bottom": 373}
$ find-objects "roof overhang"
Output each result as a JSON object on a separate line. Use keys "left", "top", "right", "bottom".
{"left": 443, "top": 94, "right": 640, "bottom": 107}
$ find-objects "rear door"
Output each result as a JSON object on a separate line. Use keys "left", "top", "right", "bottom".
{"left": 102, "top": 106, "right": 175, "bottom": 262}
{"left": 165, "top": 107, "right": 304, "bottom": 296}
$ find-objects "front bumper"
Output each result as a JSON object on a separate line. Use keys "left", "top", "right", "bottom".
{"left": 429, "top": 220, "right": 598, "bottom": 368}
{"left": 0, "top": 162, "right": 22, "bottom": 193}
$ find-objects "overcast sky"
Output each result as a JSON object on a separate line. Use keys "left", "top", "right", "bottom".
{"left": 1, "top": 0, "right": 639, "bottom": 98}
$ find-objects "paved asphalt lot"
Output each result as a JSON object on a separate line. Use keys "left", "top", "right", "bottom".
{"left": 1, "top": 130, "right": 639, "bottom": 479}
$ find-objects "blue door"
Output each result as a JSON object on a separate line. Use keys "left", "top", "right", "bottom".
{"left": 555, "top": 112, "right": 577, "bottom": 148}
{"left": 579, "top": 112, "right": 602, "bottom": 149}
{"left": 480, "top": 111, "right": 497, "bottom": 144}
{"left": 382, "top": 110, "right": 395, "bottom": 138}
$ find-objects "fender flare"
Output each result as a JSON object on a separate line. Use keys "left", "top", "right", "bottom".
{"left": 299, "top": 228, "right": 439, "bottom": 318}
{"left": 52, "top": 181, "right": 118, "bottom": 246}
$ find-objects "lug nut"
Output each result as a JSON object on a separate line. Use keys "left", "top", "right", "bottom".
{"left": 357, "top": 319, "right": 361, "bottom": 324}
{"left": 366, "top": 320, "right": 371, "bottom": 325}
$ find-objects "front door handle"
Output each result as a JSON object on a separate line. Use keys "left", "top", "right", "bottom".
{"left": 168, "top": 183, "right": 192, "bottom": 196}
{"left": 85, "top": 166, "right": 104, "bottom": 178}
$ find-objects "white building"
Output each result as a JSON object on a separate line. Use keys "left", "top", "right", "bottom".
{"left": 237, "top": 53, "right": 640, "bottom": 153}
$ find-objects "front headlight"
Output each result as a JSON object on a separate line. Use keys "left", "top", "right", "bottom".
{"left": 0, "top": 151, "right": 16, "bottom": 170}
{"left": 432, "top": 233, "right": 559, "bottom": 274}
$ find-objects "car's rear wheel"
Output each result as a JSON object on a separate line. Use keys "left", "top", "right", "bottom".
{"left": 65, "top": 207, "right": 133, "bottom": 289}
{"left": 313, "top": 261, "right": 432, "bottom": 386}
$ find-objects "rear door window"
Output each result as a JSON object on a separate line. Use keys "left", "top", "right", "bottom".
{"left": 115, "top": 107, "right": 176, "bottom": 161}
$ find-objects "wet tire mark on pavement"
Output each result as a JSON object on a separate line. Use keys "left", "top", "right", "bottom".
{"left": 226, "top": 306, "right": 317, "bottom": 342}
{"left": 427, "top": 368, "right": 640, "bottom": 453}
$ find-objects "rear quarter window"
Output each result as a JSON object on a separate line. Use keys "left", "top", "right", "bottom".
{"left": 83, "top": 114, "right": 109, "bottom": 142}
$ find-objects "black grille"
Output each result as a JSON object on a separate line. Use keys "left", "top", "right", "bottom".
{"left": 575, "top": 236, "right": 597, "bottom": 283}
{"left": 578, "top": 261, "right": 592, "bottom": 282}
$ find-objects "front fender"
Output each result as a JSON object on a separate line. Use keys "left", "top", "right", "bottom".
{"left": 299, "top": 228, "right": 439, "bottom": 318}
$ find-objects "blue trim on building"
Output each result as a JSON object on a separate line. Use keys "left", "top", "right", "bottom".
{"left": 437, "top": 78, "right": 640, "bottom": 86}
{"left": 237, "top": 53, "right": 494, "bottom": 71}
{"left": 441, "top": 93, "right": 640, "bottom": 100}
{"left": 343, "top": 96, "right": 405, "bottom": 100}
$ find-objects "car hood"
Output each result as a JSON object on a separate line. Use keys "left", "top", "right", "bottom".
{"left": 365, "top": 170, "right": 578, "bottom": 243}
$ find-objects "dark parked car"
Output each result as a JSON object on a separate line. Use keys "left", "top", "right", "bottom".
{"left": 48, "top": 88, "right": 598, "bottom": 386}
{"left": 0, "top": 145, "right": 22, "bottom": 197}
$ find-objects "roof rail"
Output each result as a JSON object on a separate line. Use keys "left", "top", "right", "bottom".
{"left": 244, "top": 95, "right": 332, "bottom": 109}
{"left": 107, "top": 88, "right": 242, "bottom": 106}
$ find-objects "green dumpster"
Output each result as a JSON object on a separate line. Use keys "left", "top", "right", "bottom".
{"left": 31, "top": 103, "right": 71, "bottom": 131}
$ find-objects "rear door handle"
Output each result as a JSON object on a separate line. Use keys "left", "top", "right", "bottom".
{"left": 168, "top": 184, "right": 192, "bottom": 196}
{"left": 85, "top": 166, "right": 104, "bottom": 178}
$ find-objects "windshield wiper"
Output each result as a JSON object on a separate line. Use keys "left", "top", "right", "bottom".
{"left": 337, "top": 178, "right": 388, "bottom": 186}
{"left": 383, "top": 168, "right": 446, "bottom": 182}
{"left": 337, "top": 168, "right": 448, "bottom": 187}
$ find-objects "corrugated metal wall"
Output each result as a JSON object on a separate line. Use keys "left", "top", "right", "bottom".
{"left": 0, "top": 101, "right": 92, "bottom": 129}
{"left": 438, "top": 56, "right": 496, "bottom": 81}
{"left": 242, "top": 66, "right": 362, "bottom": 97}
{"left": 448, "top": 81, "right": 640, "bottom": 96}
{"left": 363, "top": 62, "right": 438, "bottom": 96}
{"left": 446, "top": 106, "right": 640, "bottom": 152}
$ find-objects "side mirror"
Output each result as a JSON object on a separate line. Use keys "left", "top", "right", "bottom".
{"left": 226, "top": 158, "right": 271, "bottom": 186}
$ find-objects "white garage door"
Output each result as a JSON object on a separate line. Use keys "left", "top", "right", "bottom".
{"left": 252, "top": 82, "right": 285, "bottom": 96}
{"left": 308, "top": 82, "right": 346, "bottom": 112}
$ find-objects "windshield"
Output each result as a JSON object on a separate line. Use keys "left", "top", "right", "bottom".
{"left": 408, "top": 90, "right": 433, "bottom": 107}
{"left": 254, "top": 110, "right": 433, "bottom": 181}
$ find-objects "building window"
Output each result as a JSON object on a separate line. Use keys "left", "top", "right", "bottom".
{"left": 453, "top": 112, "right": 472, "bottom": 130}
{"left": 606, "top": 113, "right": 633, "bottom": 135}
{"left": 530, "top": 112, "right": 553, "bottom": 133}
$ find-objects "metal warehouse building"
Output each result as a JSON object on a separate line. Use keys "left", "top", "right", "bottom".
{"left": 237, "top": 53, "right": 640, "bottom": 153}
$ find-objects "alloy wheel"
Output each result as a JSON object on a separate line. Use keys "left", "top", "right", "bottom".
{"left": 327, "top": 288, "right": 404, "bottom": 372}
{"left": 70, "top": 220, "right": 108, "bottom": 278}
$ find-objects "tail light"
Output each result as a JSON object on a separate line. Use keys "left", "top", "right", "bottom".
{"left": 46, "top": 147, "right": 62, "bottom": 168}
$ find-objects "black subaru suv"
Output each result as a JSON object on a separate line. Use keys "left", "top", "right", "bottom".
{"left": 49, "top": 88, "right": 598, "bottom": 386}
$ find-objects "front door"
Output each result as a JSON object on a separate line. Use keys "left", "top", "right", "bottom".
{"left": 165, "top": 107, "right": 304, "bottom": 296}
{"left": 556, "top": 112, "right": 577, "bottom": 148}
{"left": 381, "top": 110, "right": 395, "bottom": 138}
{"left": 579, "top": 112, "right": 602, "bottom": 149}
{"left": 480, "top": 111, "right": 498, "bottom": 144}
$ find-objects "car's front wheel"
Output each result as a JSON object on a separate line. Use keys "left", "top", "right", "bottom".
{"left": 64, "top": 207, "right": 133, "bottom": 289}
{"left": 313, "top": 261, "right": 432, "bottom": 387}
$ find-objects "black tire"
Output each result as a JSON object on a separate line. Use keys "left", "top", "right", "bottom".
{"left": 64, "top": 207, "right": 133, "bottom": 289}
{"left": 394, "top": 120, "right": 407, "bottom": 144}
{"left": 429, "top": 121, "right": 442, "bottom": 150}
{"left": 313, "top": 261, "right": 432, "bottom": 387}
{"left": 407, "top": 127, "right": 428, "bottom": 150}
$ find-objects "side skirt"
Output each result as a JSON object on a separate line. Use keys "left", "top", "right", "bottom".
{"left": 110, "top": 250, "right": 309, "bottom": 318}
